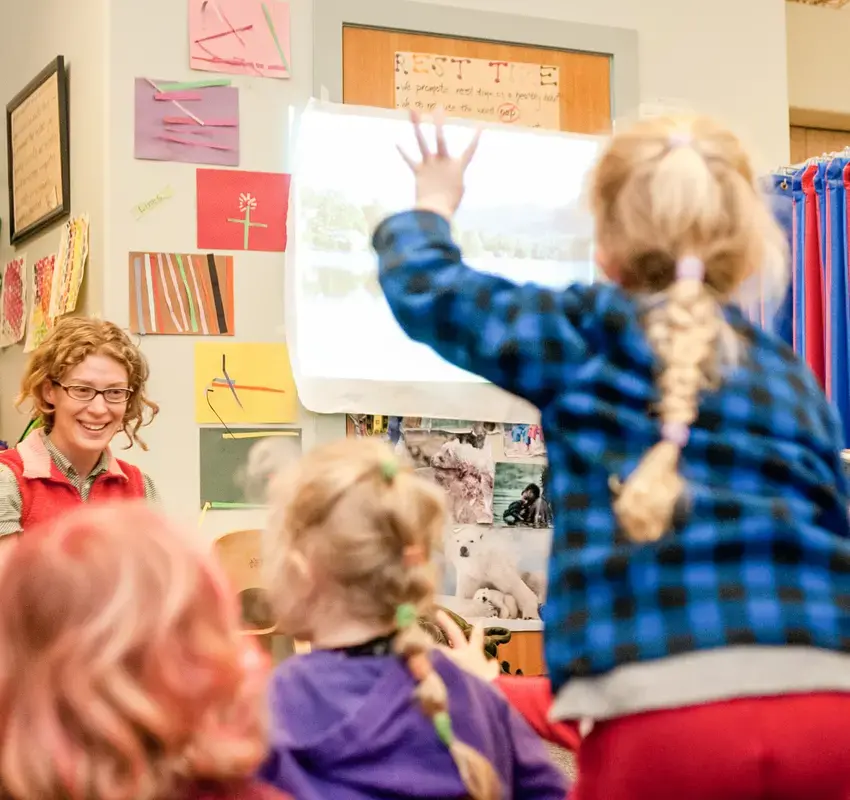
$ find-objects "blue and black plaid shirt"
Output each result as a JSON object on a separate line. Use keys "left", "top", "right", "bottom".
{"left": 374, "top": 210, "right": 850, "bottom": 692}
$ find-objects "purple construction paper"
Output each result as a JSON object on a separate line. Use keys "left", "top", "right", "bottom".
{"left": 134, "top": 78, "right": 239, "bottom": 167}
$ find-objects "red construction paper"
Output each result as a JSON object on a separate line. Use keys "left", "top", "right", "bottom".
{"left": 1, "top": 257, "right": 26, "bottom": 347}
{"left": 196, "top": 169, "right": 290, "bottom": 252}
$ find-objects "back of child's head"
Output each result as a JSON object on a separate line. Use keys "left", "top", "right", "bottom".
{"left": 0, "top": 503, "right": 267, "bottom": 800}
{"left": 266, "top": 437, "right": 500, "bottom": 800}
{"left": 588, "top": 116, "right": 789, "bottom": 543}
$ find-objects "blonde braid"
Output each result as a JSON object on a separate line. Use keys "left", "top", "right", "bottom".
{"left": 614, "top": 256, "right": 720, "bottom": 542}
{"left": 393, "top": 607, "right": 500, "bottom": 800}
{"left": 266, "top": 441, "right": 502, "bottom": 798}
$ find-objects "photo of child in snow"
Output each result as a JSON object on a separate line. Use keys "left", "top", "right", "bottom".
{"left": 494, "top": 462, "right": 553, "bottom": 529}
{"left": 435, "top": 523, "right": 551, "bottom": 632}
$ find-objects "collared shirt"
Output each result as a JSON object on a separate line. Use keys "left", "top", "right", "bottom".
{"left": 373, "top": 209, "right": 850, "bottom": 695}
{"left": 0, "top": 433, "right": 158, "bottom": 536}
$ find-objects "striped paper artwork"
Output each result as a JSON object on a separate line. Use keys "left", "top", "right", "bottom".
{"left": 128, "top": 252, "right": 234, "bottom": 336}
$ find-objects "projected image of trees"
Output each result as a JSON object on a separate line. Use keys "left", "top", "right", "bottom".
{"left": 298, "top": 187, "right": 594, "bottom": 299}
{"left": 299, "top": 188, "right": 371, "bottom": 252}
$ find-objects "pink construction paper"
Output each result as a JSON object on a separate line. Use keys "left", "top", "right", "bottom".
{"left": 134, "top": 78, "right": 239, "bottom": 167}
{"left": 188, "top": 0, "right": 291, "bottom": 79}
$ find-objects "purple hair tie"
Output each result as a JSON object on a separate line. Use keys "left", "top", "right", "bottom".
{"left": 661, "top": 421, "right": 690, "bottom": 448}
{"left": 676, "top": 255, "right": 704, "bottom": 282}
{"left": 669, "top": 132, "right": 692, "bottom": 149}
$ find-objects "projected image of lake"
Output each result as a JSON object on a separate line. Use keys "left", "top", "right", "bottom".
{"left": 290, "top": 102, "right": 603, "bottom": 385}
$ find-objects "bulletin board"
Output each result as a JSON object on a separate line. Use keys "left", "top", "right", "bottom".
{"left": 6, "top": 56, "right": 71, "bottom": 244}
{"left": 312, "top": 0, "right": 640, "bottom": 676}
{"left": 343, "top": 28, "right": 612, "bottom": 135}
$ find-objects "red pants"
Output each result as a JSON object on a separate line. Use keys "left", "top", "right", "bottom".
{"left": 574, "top": 693, "right": 850, "bottom": 800}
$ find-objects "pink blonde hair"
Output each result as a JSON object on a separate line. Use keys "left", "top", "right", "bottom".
{"left": 0, "top": 503, "right": 267, "bottom": 800}
{"left": 588, "top": 115, "right": 788, "bottom": 543}
{"left": 266, "top": 437, "right": 500, "bottom": 800}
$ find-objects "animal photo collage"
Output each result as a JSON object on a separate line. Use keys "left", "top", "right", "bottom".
{"left": 346, "top": 415, "right": 551, "bottom": 631}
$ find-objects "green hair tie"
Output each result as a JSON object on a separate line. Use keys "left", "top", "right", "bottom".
{"left": 381, "top": 459, "right": 398, "bottom": 482}
{"left": 433, "top": 710, "right": 455, "bottom": 747}
{"left": 395, "top": 603, "right": 417, "bottom": 630}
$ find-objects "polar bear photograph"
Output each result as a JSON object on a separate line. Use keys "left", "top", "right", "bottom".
{"left": 436, "top": 524, "right": 551, "bottom": 631}
{"left": 473, "top": 588, "right": 519, "bottom": 620}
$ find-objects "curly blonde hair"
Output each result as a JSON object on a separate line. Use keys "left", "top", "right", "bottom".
{"left": 266, "top": 438, "right": 500, "bottom": 800}
{"left": 0, "top": 503, "right": 268, "bottom": 800}
{"left": 16, "top": 317, "right": 158, "bottom": 449}
{"left": 588, "top": 116, "right": 788, "bottom": 543}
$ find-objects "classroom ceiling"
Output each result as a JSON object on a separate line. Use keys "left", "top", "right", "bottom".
{"left": 787, "top": 0, "right": 850, "bottom": 7}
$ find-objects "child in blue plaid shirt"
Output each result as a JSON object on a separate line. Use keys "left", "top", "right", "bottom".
{"left": 373, "top": 111, "right": 850, "bottom": 799}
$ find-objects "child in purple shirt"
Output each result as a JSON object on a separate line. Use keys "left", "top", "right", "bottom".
{"left": 259, "top": 437, "right": 566, "bottom": 800}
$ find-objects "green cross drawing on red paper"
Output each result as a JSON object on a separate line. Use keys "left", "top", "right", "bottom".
{"left": 227, "top": 193, "right": 268, "bottom": 249}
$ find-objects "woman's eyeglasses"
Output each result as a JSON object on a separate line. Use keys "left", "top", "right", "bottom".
{"left": 53, "top": 381, "right": 133, "bottom": 404}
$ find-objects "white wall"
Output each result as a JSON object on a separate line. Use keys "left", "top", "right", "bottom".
{"left": 105, "top": 0, "right": 317, "bottom": 537}
{"left": 787, "top": 2, "right": 850, "bottom": 117}
{"left": 83, "top": 0, "right": 794, "bottom": 536}
{"left": 0, "top": 0, "right": 107, "bottom": 443}
{"left": 418, "top": 0, "right": 790, "bottom": 168}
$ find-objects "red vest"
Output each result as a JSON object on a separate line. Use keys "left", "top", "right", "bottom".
{"left": 0, "top": 432, "right": 146, "bottom": 531}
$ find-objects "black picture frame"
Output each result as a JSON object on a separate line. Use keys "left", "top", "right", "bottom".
{"left": 6, "top": 56, "right": 70, "bottom": 245}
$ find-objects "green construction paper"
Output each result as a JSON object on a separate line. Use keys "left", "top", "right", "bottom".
{"left": 159, "top": 79, "right": 232, "bottom": 91}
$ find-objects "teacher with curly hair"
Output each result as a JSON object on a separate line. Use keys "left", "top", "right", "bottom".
{"left": 0, "top": 317, "right": 159, "bottom": 535}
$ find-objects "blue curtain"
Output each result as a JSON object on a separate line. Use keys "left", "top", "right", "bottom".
{"left": 764, "top": 161, "right": 850, "bottom": 448}
{"left": 764, "top": 174, "right": 793, "bottom": 347}
{"left": 826, "top": 159, "right": 850, "bottom": 445}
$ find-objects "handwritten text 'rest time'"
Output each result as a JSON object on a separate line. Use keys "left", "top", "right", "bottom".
{"left": 395, "top": 53, "right": 558, "bottom": 87}
{"left": 394, "top": 52, "right": 561, "bottom": 130}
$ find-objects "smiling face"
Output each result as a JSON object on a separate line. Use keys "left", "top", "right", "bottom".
{"left": 42, "top": 354, "right": 131, "bottom": 468}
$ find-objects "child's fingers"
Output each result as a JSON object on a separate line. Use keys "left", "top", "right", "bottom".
{"left": 467, "top": 623, "right": 486, "bottom": 653}
{"left": 435, "top": 609, "right": 468, "bottom": 648}
{"left": 462, "top": 127, "right": 482, "bottom": 168}
{"left": 396, "top": 144, "right": 417, "bottom": 170}
{"left": 433, "top": 107, "right": 449, "bottom": 157}
{"left": 410, "top": 110, "right": 431, "bottom": 160}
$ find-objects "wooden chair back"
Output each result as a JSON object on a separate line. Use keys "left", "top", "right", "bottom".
{"left": 212, "top": 529, "right": 276, "bottom": 636}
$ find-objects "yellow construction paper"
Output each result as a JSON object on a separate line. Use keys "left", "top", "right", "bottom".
{"left": 194, "top": 342, "right": 297, "bottom": 424}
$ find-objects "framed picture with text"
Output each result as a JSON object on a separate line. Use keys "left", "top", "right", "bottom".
{"left": 6, "top": 56, "right": 70, "bottom": 245}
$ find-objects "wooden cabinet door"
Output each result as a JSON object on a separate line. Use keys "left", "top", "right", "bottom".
{"left": 790, "top": 125, "right": 850, "bottom": 164}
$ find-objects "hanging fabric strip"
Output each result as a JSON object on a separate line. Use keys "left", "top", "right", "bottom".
{"left": 826, "top": 159, "right": 850, "bottom": 446}
{"left": 802, "top": 164, "right": 826, "bottom": 387}
{"left": 815, "top": 162, "right": 830, "bottom": 396}
{"left": 792, "top": 169, "right": 806, "bottom": 357}
{"left": 843, "top": 161, "right": 850, "bottom": 443}
{"left": 765, "top": 175, "right": 793, "bottom": 345}
{"left": 816, "top": 163, "right": 828, "bottom": 281}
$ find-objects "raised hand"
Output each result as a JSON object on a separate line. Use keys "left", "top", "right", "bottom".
{"left": 398, "top": 108, "right": 481, "bottom": 221}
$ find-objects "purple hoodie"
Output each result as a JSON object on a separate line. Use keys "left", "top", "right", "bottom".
{"left": 259, "top": 649, "right": 567, "bottom": 799}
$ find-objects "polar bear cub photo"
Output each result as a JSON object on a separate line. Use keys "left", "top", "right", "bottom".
{"left": 473, "top": 587, "right": 520, "bottom": 620}
{"left": 448, "top": 526, "right": 541, "bottom": 620}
